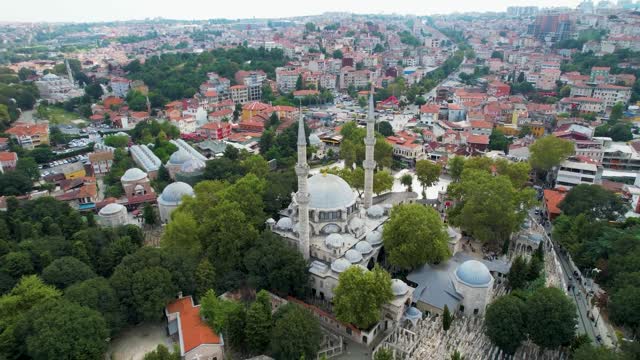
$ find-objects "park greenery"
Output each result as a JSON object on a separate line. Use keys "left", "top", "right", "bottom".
{"left": 339, "top": 121, "right": 393, "bottom": 170}
{"left": 485, "top": 287, "right": 577, "bottom": 354}
{"left": 333, "top": 265, "right": 393, "bottom": 329}
{"left": 383, "top": 204, "right": 450, "bottom": 270}
{"left": 447, "top": 157, "right": 535, "bottom": 250}
{"left": 123, "top": 47, "right": 288, "bottom": 104}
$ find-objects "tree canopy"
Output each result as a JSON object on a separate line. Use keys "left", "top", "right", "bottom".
{"left": 529, "top": 136, "right": 574, "bottom": 172}
{"left": 269, "top": 303, "right": 321, "bottom": 360}
{"left": 559, "top": 184, "right": 626, "bottom": 221}
{"left": 333, "top": 265, "right": 393, "bottom": 329}
{"left": 383, "top": 204, "right": 450, "bottom": 269}
{"left": 485, "top": 295, "right": 527, "bottom": 354}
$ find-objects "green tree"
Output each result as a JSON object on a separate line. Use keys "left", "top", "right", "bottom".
{"left": 485, "top": 295, "right": 527, "bottom": 354}
{"left": 0, "top": 276, "right": 61, "bottom": 359}
{"left": 508, "top": 256, "right": 529, "bottom": 290}
{"left": 400, "top": 173, "right": 413, "bottom": 192}
{"left": 573, "top": 343, "right": 621, "bottom": 360}
{"left": 488, "top": 129, "right": 510, "bottom": 152}
{"left": 41, "top": 256, "right": 97, "bottom": 289}
{"left": 333, "top": 265, "right": 393, "bottom": 329}
{"left": 195, "top": 258, "right": 216, "bottom": 297}
{"left": 245, "top": 290, "right": 272, "bottom": 353}
{"left": 415, "top": 160, "right": 441, "bottom": 198}
{"left": 529, "top": 136, "right": 574, "bottom": 172}
{"left": 20, "top": 299, "right": 109, "bottom": 360}
{"left": 374, "top": 349, "right": 394, "bottom": 360}
{"left": 270, "top": 304, "right": 322, "bottom": 360}
{"left": 103, "top": 135, "right": 130, "bottom": 148}
{"left": 526, "top": 287, "right": 577, "bottom": 348}
{"left": 378, "top": 121, "right": 394, "bottom": 136}
{"left": 442, "top": 304, "right": 453, "bottom": 331}
{"left": 448, "top": 169, "right": 535, "bottom": 250}
{"left": 383, "top": 204, "right": 450, "bottom": 269}
{"left": 296, "top": 75, "right": 303, "bottom": 91}
{"left": 559, "top": 184, "right": 626, "bottom": 220}
{"left": 143, "top": 345, "right": 181, "bottom": 360}
{"left": 448, "top": 156, "right": 465, "bottom": 182}
{"left": 609, "top": 286, "right": 640, "bottom": 334}
{"left": 199, "top": 289, "right": 241, "bottom": 334}
{"left": 373, "top": 170, "right": 394, "bottom": 195}
{"left": 1, "top": 251, "right": 34, "bottom": 280}
{"left": 332, "top": 49, "right": 344, "bottom": 59}
{"left": 64, "top": 277, "right": 124, "bottom": 334}
{"left": 143, "top": 203, "right": 157, "bottom": 225}
{"left": 609, "top": 102, "right": 625, "bottom": 123}
{"left": 15, "top": 157, "right": 40, "bottom": 181}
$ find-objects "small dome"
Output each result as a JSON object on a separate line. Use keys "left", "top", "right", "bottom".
{"left": 99, "top": 203, "right": 125, "bottom": 216}
{"left": 355, "top": 241, "right": 373, "bottom": 254}
{"left": 345, "top": 249, "right": 363, "bottom": 263}
{"left": 180, "top": 158, "right": 205, "bottom": 173}
{"left": 168, "top": 150, "right": 191, "bottom": 165}
{"left": 276, "top": 217, "right": 293, "bottom": 230}
{"left": 456, "top": 260, "right": 492, "bottom": 287}
{"left": 266, "top": 218, "right": 276, "bottom": 225}
{"left": 366, "top": 230, "right": 383, "bottom": 246}
{"left": 529, "top": 233, "right": 543, "bottom": 244}
{"left": 308, "top": 133, "right": 322, "bottom": 146}
{"left": 406, "top": 306, "right": 421, "bottom": 318}
{"left": 325, "top": 233, "right": 344, "bottom": 249}
{"left": 367, "top": 205, "right": 384, "bottom": 218}
{"left": 391, "top": 279, "right": 409, "bottom": 296}
{"left": 293, "top": 222, "right": 299, "bottom": 234}
{"left": 331, "top": 258, "right": 351, "bottom": 273}
{"left": 159, "top": 182, "right": 194, "bottom": 204}
{"left": 307, "top": 173, "right": 357, "bottom": 209}
{"left": 349, "top": 216, "right": 364, "bottom": 230}
{"left": 321, "top": 223, "right": 341, "bottom": 234}
{"left": 121, "top": 168, "right": 147, "bottom": 182}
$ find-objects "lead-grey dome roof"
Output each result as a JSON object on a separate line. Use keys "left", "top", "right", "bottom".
{"left": 355, "top": 241, "right": 373, "bottom": 254}
{"left": 366, "top": 230, "right": 383, "bottom": 246}
{"left": 307, "top": 173, "right": 356, "bottom": 209}
{"left": 121, "top": 167, "right": 147, "bottom": 182}
{"left": 367, "top": 205, "right": 384, "bottom": 218}
{"left": 276, "top": 217, "right": 293, "bottom": 230}
{"left": 168, "top": 150, "right": 191, "bottom": 165}
{"left": 455, "top": 260, "right": 492, "bottom": 287}
{"left": 325, "top": 233, "right": 344, "bottom": 249}
{"left": 180, "top": 158, "right": 205, "bottom": 173}
{"left": 391, "top": 279, "right": 409, "bottom": 296}
{"left": 159, "top": 182, "right": 194, "bottom": 205}
{"left": 309, "top": 133, "right": 322, "bottom": 146}
{"left": 345, "top": 249, "right": 363, "bottom": 263}
{"left": 331, "top": 258, "right": 351, "bottom": 273}
{"left": 99, "top": 203, "right": 125, "bottom": 216}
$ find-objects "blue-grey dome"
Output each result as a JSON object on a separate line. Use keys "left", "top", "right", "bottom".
{"left": 355, "top": 241, "right": 373, "bottom": 254}
{"left": 309, "top": 133, "right": 322, "bottom": 146}
{"left": 367, "top": 205, "right": 384, "bottom": 218}
{"left": 99, "top": 203, "right": 126, "bottom": 216}
{"left": 325, "top": 233, "right": 344, "bottom": 249}
{"left": 307, "top": 173, "right": 357, "bottom": 209}
{"left": 366, "top": 230, "right": 383, "bottom": 246}
{"left": 159, "top": 182, "right": 194, "bottom": 205}
{"left": 121, "top": 167, "right": 147, "bottom": 182}
{"left": 180, "top": 158, "right": 205, "bottom": 173}
{"left": 345, "top": 249, "right": 363, "bottom": 263}
{"left": 331, "top": 258, "right": 351, "bottom": 273}
{"left": 276, "top": 217, "right": 293, "bottom": 230}
{"left": 455, "top": 260, "right": 492, "bottom": 287}
{"left": 391, "top": 279, "right": 409, "bottom": 296}
{"left": 168, "top": 150, "right": 191, "bottom": 165}
{"left": 405, "top": 306, "right": 422, "bottom": 319}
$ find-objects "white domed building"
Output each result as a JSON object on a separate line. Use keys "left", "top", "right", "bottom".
{"left": 165, "top": 150, "right": 193, "bottom": 179}
{"left": 98, "top": 203, "right": 128, "bottom": 227}
{"left": 158, "top": 182, "right": 195, "bottom": 223}
{"left": 454, "top": 260, "right": 494, "bottom": 315}
{"left": 120, "top": 168, "right": 154, "bottom": 198}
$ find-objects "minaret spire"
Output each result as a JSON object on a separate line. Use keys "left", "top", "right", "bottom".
{"left": 295, "top": 110, "right": 310, "bottom": 260}
{"left": 363, "top": 84, "right": 377, "bottom": 209}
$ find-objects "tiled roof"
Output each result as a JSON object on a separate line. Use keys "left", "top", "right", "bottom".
{"left": 166, "top": 296, "right": 221, "bottom": 353}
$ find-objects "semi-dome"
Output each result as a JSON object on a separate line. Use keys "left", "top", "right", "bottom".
{"left": 344, "top": 249, "right": 363, "bottom": 263}
{"left": 391, "top": 279, "right": 409, "bottom": 296}
{"left": 455, "top": 260, "right": 492, "bottom": 287}
{"left": 307, "top": 173, "right": 357, "bottom": 209}
{"left": 159, "top": 182, "right": 194, "bottom": 204}
{"left": 121, "top": 167, "right": 147, "bottom": 182}
{"left": 355, "top": 241, "right": 373, "bottom": 254}
{"left": 309, "top": 133, "right": 322, "bottom": 146}
{"left": 321, "top": 223, "right": 341, "bottom": 234}
{"left": 168, "top": 150, "right": 191, "bottom": 165}
{"left": 180, "top": 158, "right": 205, "bottom": 173}
{"left": 349, "top": 216, "right": 364, "bottom": 230}
{"left": 367, "top": 205, "right": 384, "bottom": 218}
{"left": 325, "top": 233, "right": 344, "bottom": 249}
{"left": 276, "top": 217, "right": 293, "bottom": 230}
{"left": 331, "top": 258, "right": 351, "bottom": 273}
{"left": 99, "top": 203, "right": 125, "bottom": 216}
{"left": 366, "top": 230, "right": 383, "bottom": 246}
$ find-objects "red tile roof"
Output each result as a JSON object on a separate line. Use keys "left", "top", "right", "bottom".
{"left": 544, "top": 189, "right": 566, "bottom": 216}
{"left": 6, "top": 122, "right": 48, "bottom": 137}
{"left": 0, "top": 152, "right": 17, "bottom": 162}
{"left": 166, "top": 296, "right": 221, "bottom": 353}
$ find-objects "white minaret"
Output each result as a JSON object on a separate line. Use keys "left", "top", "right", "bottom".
{"left": 295, "top": 111, "right": 311, "bottom": 260}
{"left": 363, "top": 86, "right": 376, "bottom": 209}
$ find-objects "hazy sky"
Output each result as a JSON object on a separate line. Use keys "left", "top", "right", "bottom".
{"left": 2, "top": 0, "right": 582, "bottom": 23}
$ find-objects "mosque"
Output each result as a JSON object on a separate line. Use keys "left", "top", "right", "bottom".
{"left": 269, "top": 92, "right": 500, "bottom": 345}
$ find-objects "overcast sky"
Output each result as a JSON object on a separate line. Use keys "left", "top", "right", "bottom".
{"left": 2, "top": 0, "right": 582, "bottom": 23}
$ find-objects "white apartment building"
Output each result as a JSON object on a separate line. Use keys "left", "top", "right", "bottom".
{"left": 556, "top": 159, "right": 601, "bottom": 189}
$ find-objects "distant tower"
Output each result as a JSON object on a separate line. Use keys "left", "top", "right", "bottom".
{"left": 65, "top": 59, "right": 75, "bottom": 85}
{"left": 295, "top": 111, "right": 310, "bottom": 260}
{"left": 363, "top": 86, "right": 377, "bottom": 209}
{"left": 146, "top": 96, "right": 151, "bottom": 114}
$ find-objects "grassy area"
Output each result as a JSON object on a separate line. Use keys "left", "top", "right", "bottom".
{"left": 37, "top": 106, "right": 86, "bottom": 126}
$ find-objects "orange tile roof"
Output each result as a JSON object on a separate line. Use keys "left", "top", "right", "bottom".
{"left": 470, "top": 120, "right": 493, "bottom": 129}
{"left": 6, "top": 122, "right": 48, "bottom": 137}
{"left": 0, "top": 152, "right": 17, "bottom": 162}
{"left": 166, "top": 296, "right": 221, "bottom": 352}
{"left": 544, "top": 189, "right": 566, "bottom": 216}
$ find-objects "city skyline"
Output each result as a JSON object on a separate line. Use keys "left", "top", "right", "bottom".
{"left": 2, "top": 0, "right": 587, "bottom": 23}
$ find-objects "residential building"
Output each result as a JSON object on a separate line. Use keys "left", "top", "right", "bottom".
{"left": 230, "top": 85, "right": 249, "bottom": 104}
{"left": 0, "top": 152, "right": 18, "bottom": 171}
{"left": 87, "top": 151, "right": 114, "bottom": 175}
{"left": 197, "top": 122, "right": 232, "bottom": 140}
{"left": 110, "top": 77, "right": 131, "bottom": 98}
{"left": 5, "top": 122, "right": 49, "bottom": 149}
{"left": 386, "top": 131, "right": 425, "bottom": 167}
{"left": 166, "top": 295, "right": 224, "bottom": 360}
{"left": 559, "top": 97, "right": 605, "bottom": 113}
{"left": 555, "top": 157, "right": 602, "bottom": 189}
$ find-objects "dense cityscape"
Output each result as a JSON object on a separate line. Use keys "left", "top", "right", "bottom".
{"left": 1, "top": 1, "right": 640, "bottom": 359}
